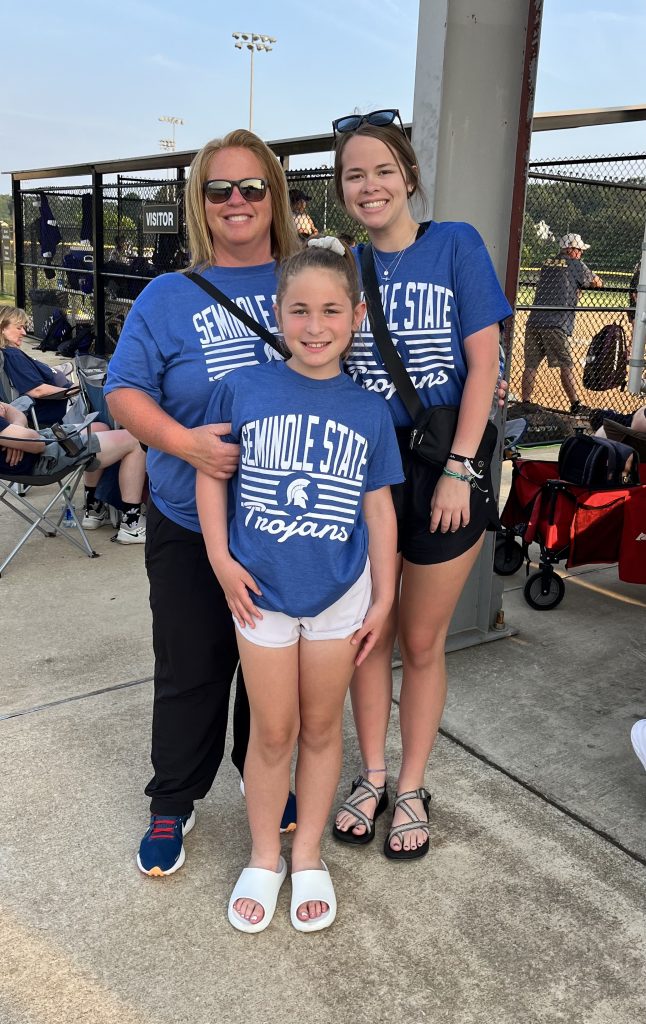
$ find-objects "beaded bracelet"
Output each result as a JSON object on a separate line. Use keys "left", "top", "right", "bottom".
{"left": 442, "top": 467, "right": 471, "bottom": 483}
{"left": 447, "top": 453, "right": 484, "bottom": 480}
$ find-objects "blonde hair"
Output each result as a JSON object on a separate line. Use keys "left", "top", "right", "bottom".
{"left": 0, "top": 306, "right": 28, "bottom": 348}
{"left": 184, "top": 129, "right": 301, "bottom": 270}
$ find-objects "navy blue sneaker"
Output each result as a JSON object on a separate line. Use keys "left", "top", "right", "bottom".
{"left": 280, "top": 790, "right": 297, "bottom": 834}
{"left": 136, "top": 810, "right": 195, "bottom": 877}
{"left": 239, "top": 780, "right": 297, "bottom": 834}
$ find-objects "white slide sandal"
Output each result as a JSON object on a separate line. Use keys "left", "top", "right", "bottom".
{"left": 227, "top": 856, "right": 287, "bottom": 933}
{"left": 290, "top": 860, "right": 337, "bottom": 932}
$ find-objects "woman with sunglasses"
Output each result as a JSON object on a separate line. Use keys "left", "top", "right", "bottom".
{"left": 331, "top": 109, "right": 512, "bottom": 860}
{"left": 105, "top": 130, "right": 301, "bottom": 877}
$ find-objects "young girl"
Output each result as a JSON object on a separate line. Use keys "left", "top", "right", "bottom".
{"left": 196, "top": 239, "right": 404, "bottom": 932}
{"left": 331, "top": 109, "right": 513, "bottom": 859}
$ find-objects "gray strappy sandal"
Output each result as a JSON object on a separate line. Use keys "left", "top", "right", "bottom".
{"left": 332, "top": 774, "right": 389, "bottom": 846}
{"left": 383, "top": 788, "right": 431, "bottom": 860}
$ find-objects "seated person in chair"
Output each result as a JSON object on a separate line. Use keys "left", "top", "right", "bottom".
{"left": 590, "top": 406, "right": 646, "bottom": 438}
{"left": 0, "top": 401, "right": 147, "bottom": 544}
{"left": 1, "top": 306, "right": 74, "bottom": 427}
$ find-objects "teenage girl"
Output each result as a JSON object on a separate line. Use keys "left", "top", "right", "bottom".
{"left": 196, "top": 239, "right": 404, "bottom": 932}
{"left": 330, "top": 109, "right": 513, "bottom": 859}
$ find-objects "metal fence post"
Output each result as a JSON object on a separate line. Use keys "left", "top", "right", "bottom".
{"left": 92, "top": 169, "right": 105, "bottom": 357}
{"left": 628, "top": 220, "right": 646, "bottom": 395}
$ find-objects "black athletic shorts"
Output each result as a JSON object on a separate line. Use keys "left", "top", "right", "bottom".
{"left": 392, "top": 429, "right": 498, "bottom": 565}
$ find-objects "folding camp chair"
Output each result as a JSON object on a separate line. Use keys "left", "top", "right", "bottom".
{"left": 0, "top": 424, "right": 100, "bottom": 577}
{"left": 74, "top": 353, "right": 121, "bottom": 521}
{"left": 75, "top": 353, "right": 115, "bottom": 428}
{"left": 602, "top": 418, "right": 646, "bottom": 461}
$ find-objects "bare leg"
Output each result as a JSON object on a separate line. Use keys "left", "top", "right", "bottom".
{"left": 91, "top": 429, "right": 146, "bottom": 503}
{"left": 82, "top": 422, "right": 110, "bottom": 488}
{"left": 631, "top": 408, "right": 646, "bottom": 433}
{"left": 390, "top": 536, "right": 484, "bottom": 853}
{"left": 560, "top": 366, "right": 579, "bottom": 407}
{"left": 233, "top": 634, "right": 300, "bottom": 925}
{"left": 335, "top": 566, "right": 401, "bottom": 836}
{"left": 521, "top": 366, "right": 537, "bottom": 402}
{"left": 292, "top": 636, "right": 357, "bottom": 922}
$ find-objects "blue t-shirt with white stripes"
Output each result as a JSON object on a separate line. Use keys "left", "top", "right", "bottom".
{"left": 204, "top": 360, "right": 404, "bottom": 617}
{"left": 348, "top": 221, "right": 512, "bottom": 427}
{"left": 105, "top": 263, "right": 281, "bottom": 531}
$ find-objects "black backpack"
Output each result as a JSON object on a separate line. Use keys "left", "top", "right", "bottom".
{"left": 558, "top": 434, "right": 639, "bottom": 487}
{"left": 582, "top": 324, "right": 628, "bottom": 392}
{"left": 38, "top": 309, "right": 74, "bottom": 352}
{"left": 56, "top": 324, "right": 95, "bottom": 358}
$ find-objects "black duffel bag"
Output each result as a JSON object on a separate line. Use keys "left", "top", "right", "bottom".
{"left": 558, "top": 434, "right": 639, "bottom": 487}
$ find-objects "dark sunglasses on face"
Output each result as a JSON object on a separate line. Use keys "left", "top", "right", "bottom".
{"left": 203, "top": 178, "right": 268, "bottom": 204}
{"left": 332, "top": 108, "right": 406, "bottom": 139}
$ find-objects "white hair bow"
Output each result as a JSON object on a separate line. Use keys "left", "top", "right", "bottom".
{"left": 307, "top": 236, "right": 346, "bottom": 256}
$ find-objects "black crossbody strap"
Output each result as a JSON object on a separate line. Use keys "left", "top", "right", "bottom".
{"left": 186, "top": 271, "right": 282, "bottom": 354}
{"left": 360, "top": 245, "right": 423, "bottom": 421}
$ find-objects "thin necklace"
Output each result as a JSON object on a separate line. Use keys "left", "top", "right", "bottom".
{"left": 372, "top": 230, "right": 418, "bottom": 280}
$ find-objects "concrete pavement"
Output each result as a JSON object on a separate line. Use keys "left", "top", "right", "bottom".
{"left": 1, "top": 469, "right": 645, "bottom": 1024}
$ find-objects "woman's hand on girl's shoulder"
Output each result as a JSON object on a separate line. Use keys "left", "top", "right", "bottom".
{"left": 214, "top": 555, "right": 263, "bottom": 629}
{"left": 430, "top": 473, "right": 471, "bottom": 534}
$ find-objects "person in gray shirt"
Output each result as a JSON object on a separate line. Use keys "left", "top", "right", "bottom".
{"left": 522, "top": 233, "right": 603, "bottom": 413}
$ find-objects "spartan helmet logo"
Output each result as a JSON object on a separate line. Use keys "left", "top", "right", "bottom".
{"left": 285, "top": 477, "right": 310, "bottom": 510}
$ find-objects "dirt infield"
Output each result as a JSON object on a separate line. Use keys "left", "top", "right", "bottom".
{"left": 509, "top": 308, "right": 643, "bottom": 416}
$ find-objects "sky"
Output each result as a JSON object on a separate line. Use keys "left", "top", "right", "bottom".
{"left": 2, "top": 0, "right": 645, "bottom": 194}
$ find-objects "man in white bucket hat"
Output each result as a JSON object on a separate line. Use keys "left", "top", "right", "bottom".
{"left": 522, "top": 232, "right": 602, "bottom": 414}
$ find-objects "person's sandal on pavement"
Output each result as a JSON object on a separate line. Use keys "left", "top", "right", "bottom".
{"left": 383, "top": 788, "right": 431, "bottom": 861}
{"left": 333, "top": 772, "right": 388, "bottom": 845}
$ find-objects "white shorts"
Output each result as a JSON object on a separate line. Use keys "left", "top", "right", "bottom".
{"left": 236, "top": 559, "right": 372, "bottom": 649}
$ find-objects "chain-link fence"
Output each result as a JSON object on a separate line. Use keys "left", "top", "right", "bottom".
{"left": 19, "top": 177, "right": 188, "bottom": 353}
{"left": 508, "top": 154, "right": 646, "bottom": 441}
{"left": 285, "top": 168, "right": 361, "bottom": 243}
{"left": 12, "top": 152, "right": 646, "bottom": 417}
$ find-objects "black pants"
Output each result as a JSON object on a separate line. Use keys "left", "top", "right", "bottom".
{"left": 144, "top": 500, "right": 250, "bottom": 816}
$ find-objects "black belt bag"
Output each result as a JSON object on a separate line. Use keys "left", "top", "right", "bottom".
{"left": 360, "top": 245, "right": 499, "bottom": 472}
{"left": 410, "top": 405, "right": 499, "bottom": 471}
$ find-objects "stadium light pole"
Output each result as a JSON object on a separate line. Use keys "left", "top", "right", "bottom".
{"left": 158, "top": 115, "right": 185, "bottom": 152}
{"left": 232, "top": 33, "right": 277, "bottom": 131}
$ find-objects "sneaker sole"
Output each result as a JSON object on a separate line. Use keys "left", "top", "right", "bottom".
{"left": 631, "top": 721, "right": 646, "bottom": 772}
{"left": 115, "top": 532, "right": 146, "bottom": 544}
{"left": 81, "top": 519, "right": 111, "bottom": 531}
{"left": 136, "top": 810, "right": 195, "bottom": 877}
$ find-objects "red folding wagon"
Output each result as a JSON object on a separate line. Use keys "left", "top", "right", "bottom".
{"left": 495, "top": 457, "right": 646, "bottom": 609}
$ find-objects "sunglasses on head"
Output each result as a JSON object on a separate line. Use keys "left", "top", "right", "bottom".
{"left": 203, "top": 178, "right": 268, "bottom": 204}
{"left": 332, "top": 109, "right": 406, "bottom": 139}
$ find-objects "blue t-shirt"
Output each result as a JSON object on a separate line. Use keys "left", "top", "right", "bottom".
{"left": 347, "top": 222, "right": 513, "bottom": 428}
{"left": 204, "top": 360, "right": 404, "bottom": 618}
{"left": 3, "top": 348, "right": 70, "bottom": 427}
{"left": 104, "top": 263, "right": 281, "bottom": 531}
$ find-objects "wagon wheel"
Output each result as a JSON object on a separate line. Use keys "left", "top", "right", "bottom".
{"left": 493, "top": 532, "right": 524, "bottom": 576}
{"left": 523, "top": 570, "right": 565, "bottom": 611}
